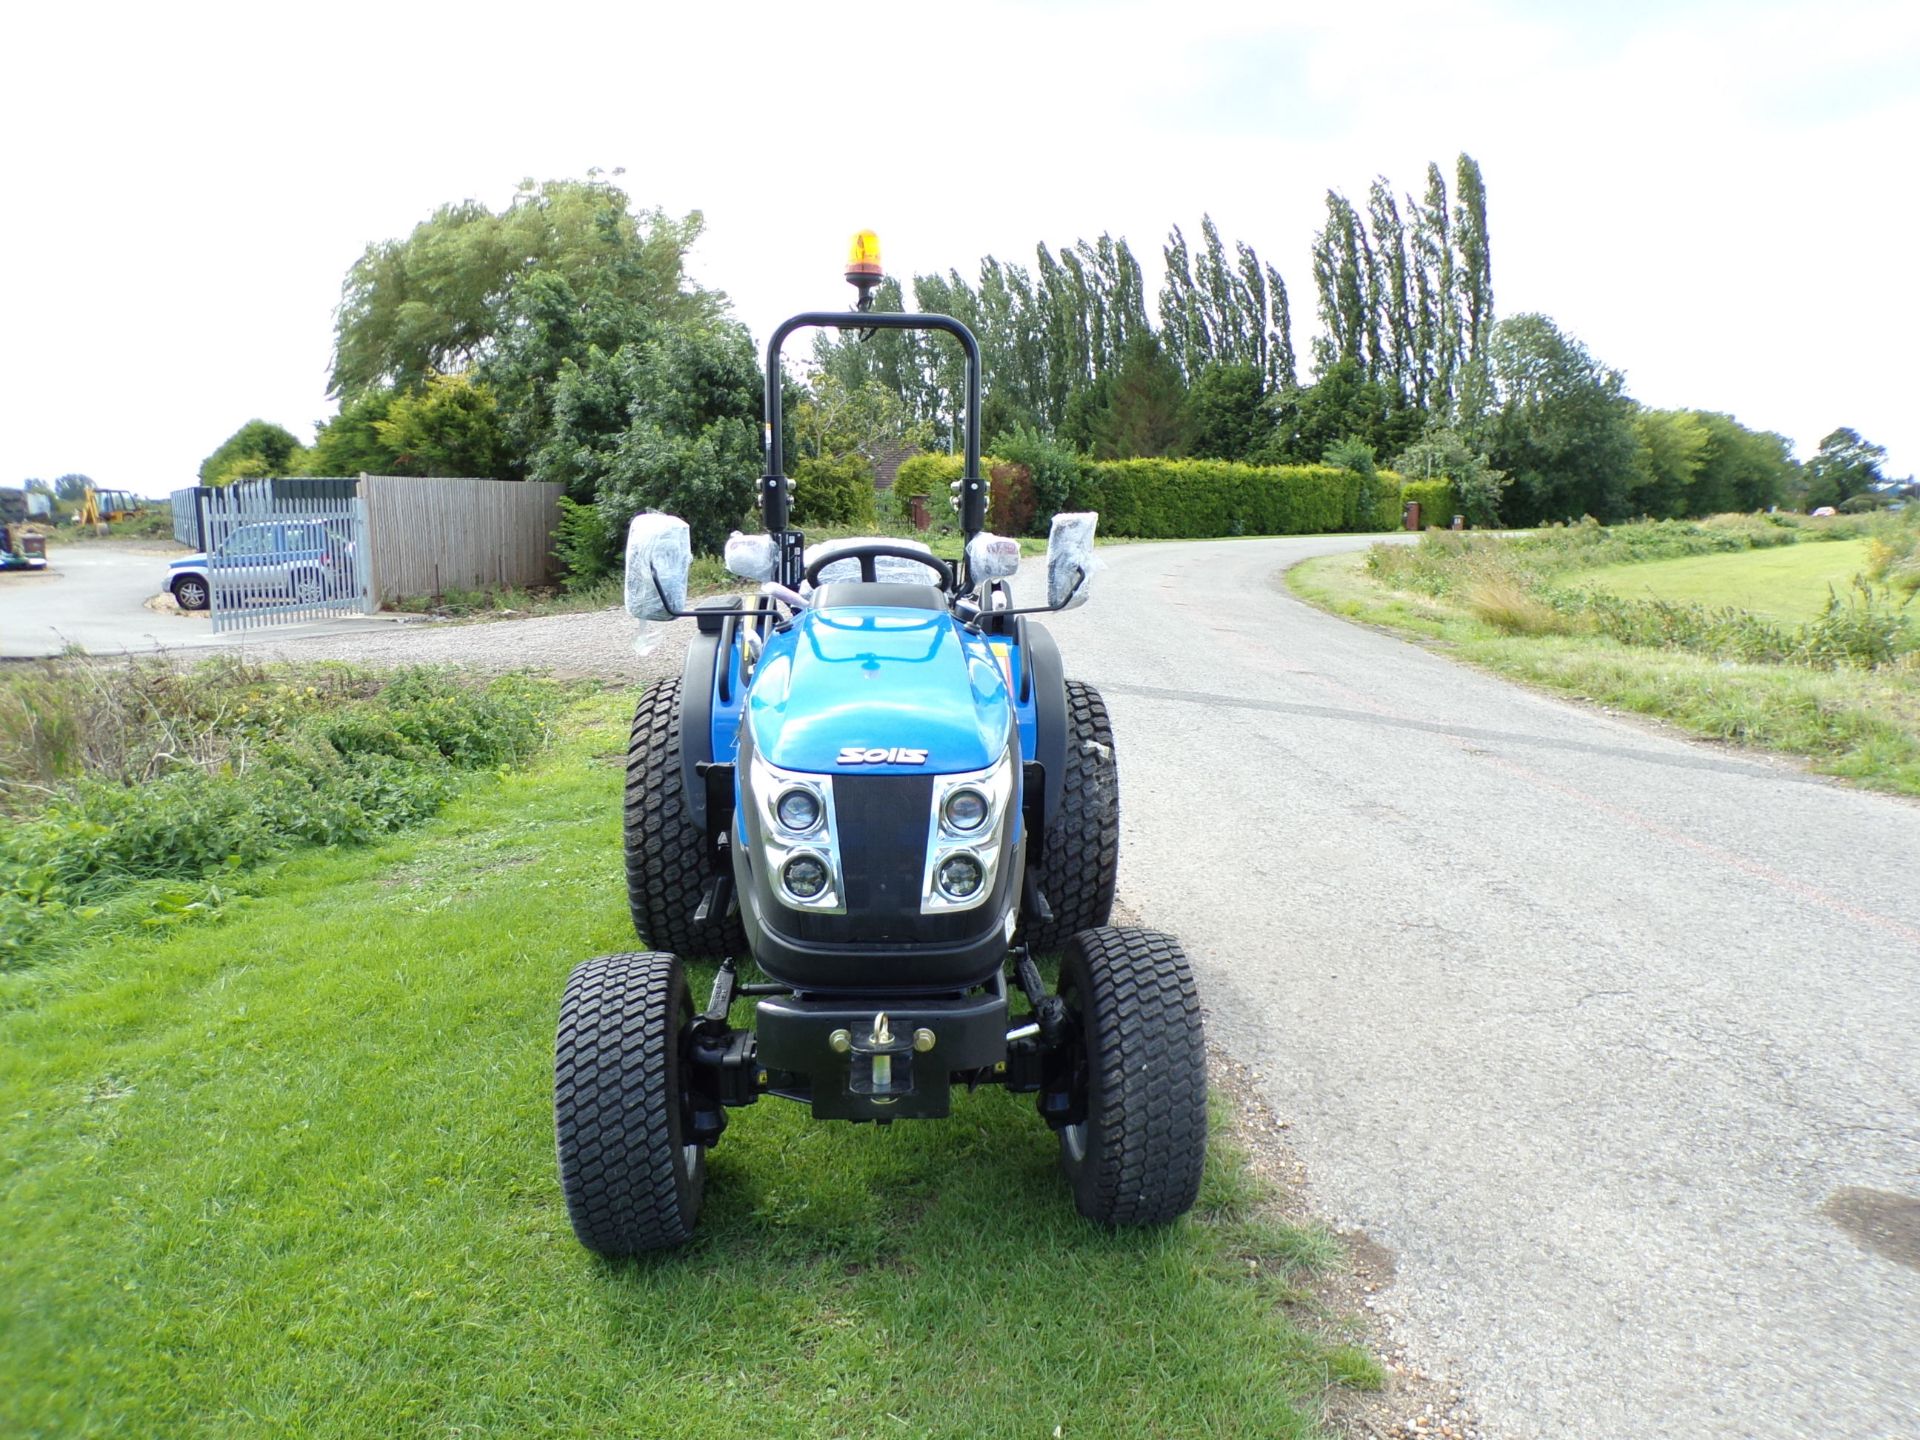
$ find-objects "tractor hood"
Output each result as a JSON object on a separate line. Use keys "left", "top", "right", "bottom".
{"left": 746, "top": 607, "right": 1011, "bottom": 775}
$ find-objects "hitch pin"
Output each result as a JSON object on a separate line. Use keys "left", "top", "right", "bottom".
{"left": 1006, "top": 1021, "right": 1040, "bottom": 1042}
{"left": 871, "top": 1012, "right": 893, "bottom": 1092}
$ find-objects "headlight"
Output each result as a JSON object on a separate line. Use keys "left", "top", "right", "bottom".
{"left": 935, "top": 852, "right": 985, "bottom": 900}
{"left": 776, "top": 787, "right": 822, "bottom": 833}
{"left": 942, "top": 788, "right": 989, "bottom": 832}
{"left": 748, "top": 752, "right": 844, "bottom": 912}
{"left": 921, "top": 749, "right": 1017, "bottom": 914}
{"left": 781, "top": 851, "right": 831, "bottom": 902}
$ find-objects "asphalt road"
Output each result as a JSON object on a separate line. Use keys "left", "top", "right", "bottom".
{"left": 1025, "top": 537, "right": 1920, "bottom": 1439}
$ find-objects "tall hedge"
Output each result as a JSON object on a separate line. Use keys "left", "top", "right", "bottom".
{"left": 891, "top": 451, "right": 1457, "bottom": 540}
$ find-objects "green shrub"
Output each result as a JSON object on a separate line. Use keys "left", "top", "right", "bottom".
{"left": 790, "top": 455, "right": 877, "bottom": 528}
{"left": 894, "top": 453, "right": 966, "bottom": 532}
{"left": 553, "top": 496, "right": 618, "bottom": 586}
{"left": 988, "top": 426, "right": 1083, "bottom": 534}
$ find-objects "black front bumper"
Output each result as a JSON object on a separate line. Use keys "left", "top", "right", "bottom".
{"left": 755, "top": 972, "right": 1010, "bottom": 1121}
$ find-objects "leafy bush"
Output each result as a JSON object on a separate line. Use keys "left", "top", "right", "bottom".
{"left": 0, "top": 660, "right": 562, "bottom": 966}
{"left": 790, "top": 455, "right": 877, "bottom": 528}
{"left": 987, "top": 461, "right": 1038, "bottom": 537}
{"left": 894, "top": 453, "right": 966, "bottom": 532}
{"left": 553, "top": 496, "right": 617, "bottom": 585}
{"left": 988, "top": 426, "right": 1082, "bottom": 534}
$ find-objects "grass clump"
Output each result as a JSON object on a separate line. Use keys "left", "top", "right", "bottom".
{"left": 0, "top": 657, "right": 564, "bottom": 967}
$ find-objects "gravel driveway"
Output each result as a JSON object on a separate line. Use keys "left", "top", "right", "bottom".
{"left": 227, "top": 606, "right": 690, "bottom": 686}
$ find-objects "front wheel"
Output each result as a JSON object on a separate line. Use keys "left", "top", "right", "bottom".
{"left": 1022, "top": 680, "right": 1119, "bottom": 953}
{"left": 172, "top": 575, "right": 210, "bottom": 611}
{"left": 554, "top": 952, "right": 705, "bottom": 1254}
{"left": 1056, "top": 927, "right": 1207, "bottom": 1227}
{"left": 625, "top": 677, "right": 744, "bottom": 958}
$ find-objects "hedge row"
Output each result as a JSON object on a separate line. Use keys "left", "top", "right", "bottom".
{"left": 891, "top": 453, "right": 1457, "bottom": 540}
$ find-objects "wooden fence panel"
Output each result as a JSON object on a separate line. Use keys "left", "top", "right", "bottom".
{"left": 358, "top": 477, "right": 562, "bottom": 605}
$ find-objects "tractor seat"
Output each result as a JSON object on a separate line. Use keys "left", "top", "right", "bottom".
{"left": 810, "top": 581, "right": 944, "bottom": 611}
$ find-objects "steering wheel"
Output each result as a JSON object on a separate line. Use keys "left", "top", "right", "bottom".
{"left": 803, "top": 543, "right": 955, "bottom": 591}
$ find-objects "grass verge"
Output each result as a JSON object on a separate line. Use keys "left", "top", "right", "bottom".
{"left": 1, "top": 692, "right": 1374, "bottom": 1439}
{"left": 1575, "top": 539, "right": 1877, "bottom": 622}
{"left": 1291, "top": 548, "right": 1920, "bottom": 796}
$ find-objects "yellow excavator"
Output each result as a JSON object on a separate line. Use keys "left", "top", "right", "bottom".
{"left": 75, "top": 487, "right": 145, "bottom": 528}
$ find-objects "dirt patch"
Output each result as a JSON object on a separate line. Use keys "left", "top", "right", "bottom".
{"left": 1209, "top": 1048, "right": 1485, "bottom": 1440}
{"left": 143, "top": 592, "right": 204, "bottom": 619}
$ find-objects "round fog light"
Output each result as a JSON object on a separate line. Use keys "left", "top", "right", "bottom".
{"left": 776, "top": 787, "right": 822, "bottom": 832}
{"left": 936, "top": 852, "right": 984, "bottom": 900}
{"left": 782, "top": 852, "right": 829, "bottom": 900}
{"left": 943, "top": 787, "right": 989, "bottom": 832}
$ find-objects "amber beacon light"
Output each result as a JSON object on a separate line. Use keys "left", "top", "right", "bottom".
{"left": 845, "top": 229, "right": 884, "bottom": 310}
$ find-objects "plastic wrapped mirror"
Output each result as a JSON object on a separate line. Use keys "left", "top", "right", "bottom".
{"left": 625, "top": 513, "right": 692, "bottom": 622}
{"left": 1045, "top": 511, "right": 1097, "bottom": 610}
{"left": 724, "top": 531, "right": 779, "bottom": 582}
{"left": 965, "top": 532, "right": 1022, "bottom": 584}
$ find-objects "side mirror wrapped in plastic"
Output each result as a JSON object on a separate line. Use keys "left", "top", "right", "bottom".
{"left": 624, "top": 513, "right": 692, "bottom": 622}
{"left": 1045, "top": 511, "right": 1097, "bottom": 610}
{"left": 965, "top": 532, "right": 1022, "bottom": 585}
{"left": 724, "top": 530, "right": 779, "bottom": 582}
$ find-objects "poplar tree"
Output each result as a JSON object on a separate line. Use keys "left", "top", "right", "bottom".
{"left": 1264, "top": 263, "right": 1298, "bottom": 392}
{"left": 1453, "top": 154, "right": 1494, "bottom": 380}
{"left": 1310, "top": 192, "right": 1371, "bottom": 378}
{"left": 1367, "top": 179, "right": 1414, "bottom": 404}
{"left": 1410, "top": 163, "right": 1456, "bottom": 415}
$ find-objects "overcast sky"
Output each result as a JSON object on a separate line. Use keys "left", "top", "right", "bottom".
{"left": 3, "top": 0, "right": 1914, "bottom": 495}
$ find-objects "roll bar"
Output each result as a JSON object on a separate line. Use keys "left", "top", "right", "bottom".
{"left": 760, "top": 311, "right": 984, "bottom": 589}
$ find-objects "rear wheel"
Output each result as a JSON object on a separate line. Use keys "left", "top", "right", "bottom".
{"left": 1056, "top": 926, "right": 1207, "bottom": 1227}
{"left": 625, "top": 677, "right": 744, "bottom": 957}
{"left": 554, "top": 952, "right": 704, "bottom": 1254}
{"left": 1023, "top": 680, "right": 1118, "bottom": 952}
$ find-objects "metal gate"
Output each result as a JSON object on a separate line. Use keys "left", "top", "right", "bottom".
{"left": 203, "top": 484, "right": 373, "bottom": 634}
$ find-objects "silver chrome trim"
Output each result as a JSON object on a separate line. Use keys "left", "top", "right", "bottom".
{"left": 747, "top": 753, "right": 846, "bottom": 914}
{"left": 920, "top": 748, "right": 1017, "bottom": 914}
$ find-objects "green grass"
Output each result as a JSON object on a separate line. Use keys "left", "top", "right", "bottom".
{"left": 2, "top": 694, "right": 1368, "bottom": 1439}
{"left": 1292, "top": 550, "right": 1920, "bottom": 796}
{"left": 1576, "top": 539, "right": 1877, "bottom": 622}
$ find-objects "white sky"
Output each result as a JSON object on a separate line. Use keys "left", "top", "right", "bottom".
{"left": 3, "top": 0, "right": 1915, "bottom": 495}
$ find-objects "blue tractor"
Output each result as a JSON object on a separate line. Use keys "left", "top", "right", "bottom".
{"left": 553, "top": 235, "right": 1207, "bottom": 1252}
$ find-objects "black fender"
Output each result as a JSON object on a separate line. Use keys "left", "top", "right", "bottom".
{"left": 1018, "top": 616, "right": 1068, "bottom": 828}
{"left": 677, "top": 597, "right": 742, "bottom": 832}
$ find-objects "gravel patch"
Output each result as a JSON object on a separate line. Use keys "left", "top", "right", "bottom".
{"left": 225, "top": 607, "right": 689, "bottom": 685}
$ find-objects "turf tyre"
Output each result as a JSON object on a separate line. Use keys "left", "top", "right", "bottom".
{"left": 554, "top": 952, "right": 704, "bottom": 1254}
{"left": 1057, "top": 926, "right": 1207, "bottom": 1227}
{"left": 625, "top": 677, "right": 744, "bottom": 958}
{"left": 1023, "top": 680, "right": 1119, "bottom": 953}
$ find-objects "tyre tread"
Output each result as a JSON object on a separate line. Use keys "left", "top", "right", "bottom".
{"left": 554, "top": 952, "right": 701, "bottom": 1254}
{"left": 624, "top": 677, "right": 744, "bottom": 957}
{"left": 1025, "top": 680, "right": 1119, "bottom": 952}
{"left": 1062, "top": 926, "right": 1207, "bottom": 1227}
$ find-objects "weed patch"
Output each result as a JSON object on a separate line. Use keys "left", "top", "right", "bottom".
{"left": 0, "top": 658, "right": 565, "bottom": 968}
